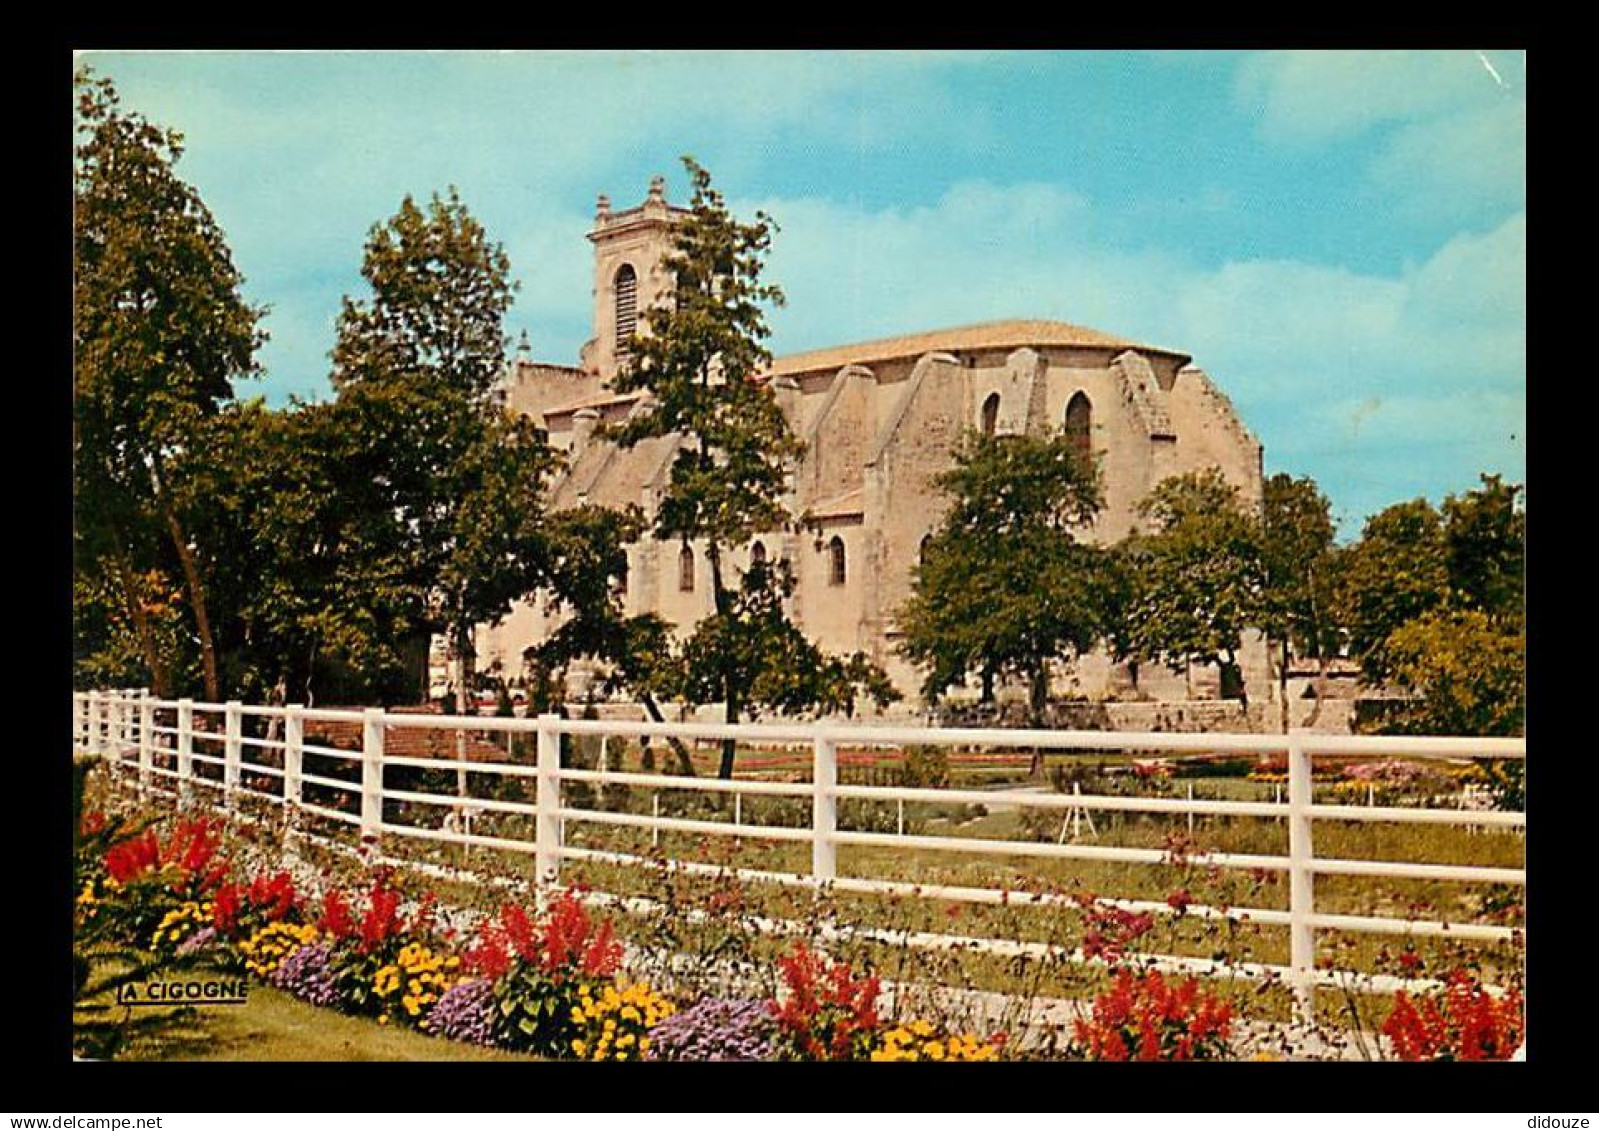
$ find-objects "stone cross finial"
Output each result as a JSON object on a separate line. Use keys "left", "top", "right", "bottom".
{"left": 516, "top": 329, "right": 531, "bottom": 358}
{"left": 648, "top": 175, "right": 665, "bottom": 202}
{"left": 596, "top": 193, "right": 611, "bottom": 219}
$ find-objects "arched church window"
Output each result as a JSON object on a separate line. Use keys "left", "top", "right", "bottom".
{"left": 614, "top": 263, "right": 639, "bottom": 357}
{"left": 980, "top": 393, "right": 1000, "bottom": 437}
{"left": 1065, "top": 392, "right": 1092, "bottom": 464}
{"left": 919, "top": 533, "right": 932, "bottom": 566}
{"left": 678, "top": 545, "right": 695, "bottom": 593}
{"left": 750, "top": 541, "right": 768, "bottom": 568}
{"left": 829, "top": 536, "right": 847, "bottom": 586}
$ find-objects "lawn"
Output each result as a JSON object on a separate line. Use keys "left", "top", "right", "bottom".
{"left": 92, "top": 979, "right": 537, "bottom": 1061}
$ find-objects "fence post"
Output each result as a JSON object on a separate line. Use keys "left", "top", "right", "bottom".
{"left": 535, "top": 713, "right": 563, "bottom": 900}
{"left": 361, "top": 708, "right": 385, "bottom": 847}
{"left": 138, "top": 694, "right": 154, "bottom": 795}
{"left": 223, "top": 701, "right": 243, "bottom": 810}
{"left": 113, "top": 693, "right": 127, "bottom": 763}
{"left": 88, "top": 691, "right": 103, "bottom": 760}
{"left": 812, "top": 725, "right": 837, "bottom": 888}
{"left": 284, "top": 705, "right": 304, "bottom": 820}
{"left": 1287, "top": 734, "right": 1316, "bottom": 1026}
{"left": 176, "top": 699, "right": 194, "bottom": 803}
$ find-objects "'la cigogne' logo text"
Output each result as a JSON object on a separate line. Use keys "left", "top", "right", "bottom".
{"left": 116, "top": 978, "right": 249, "bottom": 1007}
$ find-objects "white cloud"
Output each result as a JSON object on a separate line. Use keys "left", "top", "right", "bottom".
{"left": 1235, "top": 50, "right": 1515, "bottom": 144}
{"left": 746, "top": 182, "right": 1523, "bottom": 528}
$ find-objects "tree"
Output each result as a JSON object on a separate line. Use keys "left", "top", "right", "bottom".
{"left": 331, "top": 189, "right": 558, "bottom": 709}
{"left": 1381, "top": 608, "right": 1525, "bottom": 736}
{"left": 1336, "top": 498, "right": 1451, "bottom": 684}
{"left": 74, "top": 67, "right": 265, "bottom": 699}
{"left": 607, "top": 157, "right": 892, "bottom": 778}
{"left": 1442, "top": 474, "right": 1525, "bottom": 630}
{"left": 1114, "top": 470, "right": 1265, "bottom": 701}
{"left": 529, "top": 504, "right": 697, "bottom": 775}
{"left": 897, "top": 430, "right": 1107, "bottom": 719}
{"left": 1340, "top": 475, "right": 1525, "bottom": 737}
{"left": 1260, "top": 473, "right": 1339, "bottom": 730}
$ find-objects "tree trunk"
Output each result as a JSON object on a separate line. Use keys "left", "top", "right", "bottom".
{"left": 980, "top": 666, "right": 995, "bottom": 704}
{"left": 453, "top": 619, "right": 476, "bottom": 717}
{"left": 1306, "top": 655, "right": 1329, "bottom": 728}
{"left": 707, "top": 543, "right": 738, "bottom": 780}
{"left": 641, "top": 691, "right": 695, "bottom": 777}
{"left": 108, "top": 555, "right": 171, "bottom": 698}
{"left": 1026, "top": 659, "right": 1052, "bottom": 779}
{"left": 163, "top": 505, "right": 220, "bottom": 702}
{"left": 719, "top": 674, "right": 742, "bottom": 781}
{"left": 1278, "top": 638, "right": 1291, "bottom": 734}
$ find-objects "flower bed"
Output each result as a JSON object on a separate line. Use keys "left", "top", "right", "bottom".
{"left": 73, "top": 801, "right": 1523, "bottom": 1062}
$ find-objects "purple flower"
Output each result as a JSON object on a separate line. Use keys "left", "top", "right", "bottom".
{"left": 646, "top": 997, "right": 775, "bottom": 1062}
{"left": 175, "top": 926, "right": 218, "bottom": 958}
{"left": 428, "top": 978, "right": 498, "bottom": 1047}
{"left": 268, "top": 940, "right": 339, "bottom": 1009}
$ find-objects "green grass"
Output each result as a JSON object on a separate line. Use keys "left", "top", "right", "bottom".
{"left": 88, "top": 978, "right": 536, "bottom": 1062}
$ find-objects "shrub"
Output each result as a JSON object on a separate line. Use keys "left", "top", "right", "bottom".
{"left": 646, "top": 996, "right": 775, "bottom": 1061}
{"left": 901, "top": 745, "right": 951, "bottom": 789}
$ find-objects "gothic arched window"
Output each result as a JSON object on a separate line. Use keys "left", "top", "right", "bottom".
{"left": 829, "top": 536, "right": 847, "bottom": 586}
{"left": 750, "top": 541, "right": 767, "bottom": 568}
{"left": 1065, "top": 391, "right": 1093, "bottom": 464}
{"left": 980, "top": 392, "right": 1000, "bottom": 437}
{"left": 614, "top": 263, "right": 639, "bottom": 357}
{"left": 678, "top": 545, "right": 695, "bottom": 593}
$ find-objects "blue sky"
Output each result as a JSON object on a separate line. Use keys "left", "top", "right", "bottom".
{"left": 76, "top": 49, "right": 1525, "bottom": 537}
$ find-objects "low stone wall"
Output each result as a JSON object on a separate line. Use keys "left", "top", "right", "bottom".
{"left": 938, "top": 699, "right": 1271, "bottom": 734}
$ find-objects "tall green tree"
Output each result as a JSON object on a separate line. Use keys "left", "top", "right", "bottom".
{"left": 1336, "top": 498, "right": 1451, "bottom": 684}
{"left": 331, "top": 189, "right": 558, "bottom": 708}
{"left": 1260, "top": 473, "right": 1339, "bottom": 730}
{"left": 74, "top": 67, "right": 266, "bottom": 699}
{"left": 897, "top": 430, "right": 1107, "bottom": 718}
{"left": 1381, "top": 608, "right": 1525, "bottom": 736}
{"left": 607, "top": 157, "right": 892, "bottom": 778}
{"left": 1339, "top": 475, "right": 1525, "bottom": 736}
{"left": 1114, "top": 470, "right": 1265, "bottom": 701}
{"left": 1442, "top": 474, "right": 1525, "bottom": 629}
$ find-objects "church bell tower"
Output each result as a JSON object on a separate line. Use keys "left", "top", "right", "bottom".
{"left": 585, "top": 174, "right": 687, "bottom": 382}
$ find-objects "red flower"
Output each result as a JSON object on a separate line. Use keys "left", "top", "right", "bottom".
{"left": 246, "top": 871, "right": 297, "bottom": 922}
{"left": 772, "top": 942, "right": 880, "bottom": 1061}
{"left": 1166, "top": 889, "right": 1194, "bottom": 915}
{"left": 357, "top": 880, "right": 403, "bottom": 953}
{"left": 104, "top": 830, "right": 160, "bottom": 884}
{"left": 1381, "top": 969, "right": 1522, "bottom": 1061}
{"left": 1074, "top": 969, "right": 1233, "bottom": 1061}
{"left": 319, "top": 888, "right": 354, "bottom": 939}
{"left": 212, "top": 882, "right": 243, "bottom": 935}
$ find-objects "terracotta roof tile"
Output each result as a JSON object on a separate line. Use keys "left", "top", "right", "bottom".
{"left": 761, "top": 319, "right": 1189, "bottom": 379}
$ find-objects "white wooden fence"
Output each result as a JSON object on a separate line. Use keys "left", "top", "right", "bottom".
{"left": 72, "top": 689, "right": 1525, "bottom": 1024}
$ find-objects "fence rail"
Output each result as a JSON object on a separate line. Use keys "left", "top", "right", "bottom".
{"left": 72, "top": 689, "right": 1525, "bottom": 1024}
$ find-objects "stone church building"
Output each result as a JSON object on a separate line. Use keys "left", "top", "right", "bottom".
{"left": 474, "top": 177, "right": 1273, "bottom": 715}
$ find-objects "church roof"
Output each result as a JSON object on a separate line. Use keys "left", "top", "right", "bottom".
{"left": 761, "top": 319, "right": 1190, "bottom": 378}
